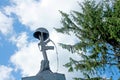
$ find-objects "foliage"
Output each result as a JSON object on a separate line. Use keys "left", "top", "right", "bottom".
{"left": 55, "top": 0, "right": 120, "bottom": 79}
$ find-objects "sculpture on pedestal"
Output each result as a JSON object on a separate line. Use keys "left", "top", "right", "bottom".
{"left": 22, "top": 27, "right": 66, "bottom": 80}
{"left": 33, "top": 28, "right": 53, "bottom": 73}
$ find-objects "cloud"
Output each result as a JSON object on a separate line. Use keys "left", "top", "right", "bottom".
{"left": 10, "top": 41, "right": 41, "bottom": 77}
{"left": 0, "top": 11, "right": 13, "bottom": 35}
{"left": 10, "top": 32, "right": 28, "bottom": 49}
{"left": 4, "top": 0, "right": 83, "bottom": 31}
{"left": 0, "top": 65, "right": 15, "bottom": 80}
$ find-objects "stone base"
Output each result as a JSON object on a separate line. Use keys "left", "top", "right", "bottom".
{"left": 22, "top": 60, "right": 66, "bottom": 80}
{"left": 22, "top": 70, "right": 66, "bottom": 80}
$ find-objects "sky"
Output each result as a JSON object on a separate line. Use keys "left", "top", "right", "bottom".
{"left": 0, "top": 0, "right": 119, "bottom": 80}
{"left": 0, "top": 0, "right": 83, "bottom": 80}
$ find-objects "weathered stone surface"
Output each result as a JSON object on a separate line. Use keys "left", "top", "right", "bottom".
{"left": 22, "top": 70, "right": 66, "bottom": 80}
{"left": 38, "top": 60, "right": 50, "bottom": 73}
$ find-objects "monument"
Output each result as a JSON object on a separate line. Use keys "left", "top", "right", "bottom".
{"left": 22, "top": 28, "right": 66, "bottom": 80}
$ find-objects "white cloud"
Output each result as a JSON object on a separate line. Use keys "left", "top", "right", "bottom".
{"left": 0, "top": 11, "right": 13, "bottom": 35}
{"left": 10, "top": 42, "right": 41, "bottom": 77}
{"left": 10, "top": 32, "right": 28, "bottom": 49}
{"left": 0, "top": 65, "right": 15, "bottom": 80}
{"left": 4, "top": 0, "right": 83, "bottom": 31}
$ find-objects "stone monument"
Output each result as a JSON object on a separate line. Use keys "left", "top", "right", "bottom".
{"left": 22, "top": 28, "right": 66, "bottom": 80}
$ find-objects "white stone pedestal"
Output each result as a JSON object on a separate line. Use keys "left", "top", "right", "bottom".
{"left": 22, "top": 70, "right": 66, "bottom": 80}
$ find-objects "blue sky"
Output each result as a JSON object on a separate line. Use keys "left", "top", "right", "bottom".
{"left": 0, "top": 0, "right": 119, "bottom": 80}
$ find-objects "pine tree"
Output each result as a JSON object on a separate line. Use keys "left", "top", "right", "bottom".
{"left": 55, "top": 0, "right": 120, "bottom": 79}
